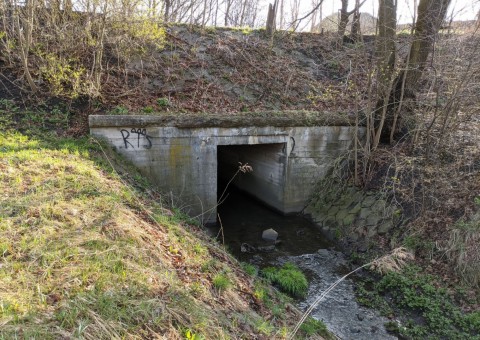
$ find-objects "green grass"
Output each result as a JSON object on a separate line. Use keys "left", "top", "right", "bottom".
{"left": 0, "top": 132, "right": 171, "bottom": 337}
{"left": 241, "top": 262, "right": 258, "bottom": 276}
{"left": 0, "top": 102, "right": 339, "bottom": 339}
{"left": 0, "top": 104, "right": 316, "bottom": 338}
{"left": 261, "top": 263, "right": 308, "bottom": 298}
{"left": 300, "top": 317, "right": 330, "bottom": 338}
{"left": 212, "top": 274, "right": 231, "bottom": 292}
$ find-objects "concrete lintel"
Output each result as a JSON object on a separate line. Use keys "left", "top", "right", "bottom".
{"left": 89, "top": 111, "right": 357, "bottom": 129}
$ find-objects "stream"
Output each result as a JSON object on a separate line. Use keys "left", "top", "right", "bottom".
{"left": 209, "top": 188, "right": 397, "bottom": 340}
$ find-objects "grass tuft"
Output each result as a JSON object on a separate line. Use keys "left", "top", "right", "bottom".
{"left": 445, "top": 216, "right": 480, "bottom": 287}
{"left": 261, "top": 263, "right": 308, "bottom": 298}
{"left": 212, "top": 274, "right": 231, "bottom": 292}
{"left": 300, "top": 317, "right": 330, "bottom": 338}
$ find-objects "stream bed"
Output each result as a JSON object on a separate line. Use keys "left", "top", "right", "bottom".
{"left": 209, "top": 188, "right": 397, "bottom": 340}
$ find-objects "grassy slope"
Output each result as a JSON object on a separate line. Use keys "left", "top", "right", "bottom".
{"left": 0, "top": 118, "right": 316, "bottom": 338}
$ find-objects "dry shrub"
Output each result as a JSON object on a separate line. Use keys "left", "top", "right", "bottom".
{"left": 445, "top": 214, "right": 480, "bottom": 288}
{"left": 370, "top": 247, "right": 415, "bottom": 274}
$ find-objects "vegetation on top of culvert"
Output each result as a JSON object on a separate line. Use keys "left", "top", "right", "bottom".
{"left": 0, "top": 102, "right": 331, "bottom": 339}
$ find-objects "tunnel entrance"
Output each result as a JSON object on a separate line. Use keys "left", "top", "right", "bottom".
{"left": 217, "top": 143, "right": 287, "bottom": 214}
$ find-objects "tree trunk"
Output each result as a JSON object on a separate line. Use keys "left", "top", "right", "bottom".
{"left": 310, "top": 0, "right": 318, "bottom": 32}
{"left": 279, "top": 0, "right": 284, "bottom": 29}
{"left": 379, "top": 0, "right": 452, "bottom": 143}
{"left": 350, "top": 0, "right": 361, "bottom": 41}
{"left": 400, "top": 0, "right": 451, "bottom": 95}
{"left": 338, "top": 0, "right": 349, "bottom": 38}
{"left": 164, "top": 0, "right": 171, "bottom": 22}
{"left": 224, "top": 0, "right": 232, "bottom": 26}
{"left": 266, "top": 0, "right": 277, "bottom": 36}
{"left": 376, "top": 0, "right": 396, "bottom": 99}
{"left": 373, "top": 0, "right": 396, "bottom": 148}
{"left": 17, "top": 0, "right": 38, "bottom": 93}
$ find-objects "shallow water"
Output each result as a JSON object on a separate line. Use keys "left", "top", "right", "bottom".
{"left": 213, "top": 188, "right": 332, "bottom": 261}
{"left": 209, "top": 188, "right": 397, "bottom": 340}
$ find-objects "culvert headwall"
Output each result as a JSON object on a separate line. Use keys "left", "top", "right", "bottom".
{"left": 89, "top": 114, "right": 365, "bottom": 224}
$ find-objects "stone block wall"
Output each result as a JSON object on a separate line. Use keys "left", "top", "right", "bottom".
{"left": 305, "top": 185, "right": 401, "bottom": 244}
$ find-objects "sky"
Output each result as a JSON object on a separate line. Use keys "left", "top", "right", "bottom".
{"left": 261, "top": 0, "right": 480, "bottom": 28}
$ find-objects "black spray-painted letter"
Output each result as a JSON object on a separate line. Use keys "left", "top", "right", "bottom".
{"left": 120, "top": 128, "right": 152, "bottom": 149}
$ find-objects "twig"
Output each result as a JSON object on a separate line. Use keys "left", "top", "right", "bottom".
{"left": 216, "top": 213, "right": 225, "bottom": 247}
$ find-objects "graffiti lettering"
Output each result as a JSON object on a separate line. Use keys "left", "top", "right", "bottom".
{"left": 120, "top": 128, "right": 152, "bottom": 149}
{"left": 120, "top": 129, "right": 134, "bottom": 149}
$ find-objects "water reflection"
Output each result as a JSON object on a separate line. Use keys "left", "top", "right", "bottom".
{"left": 209, "top": 187, "right": 332, "bottom": 264}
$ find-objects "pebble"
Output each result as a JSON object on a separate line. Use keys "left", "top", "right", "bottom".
{"left": 350, "top": 327, "right": 361, "bottom": 333}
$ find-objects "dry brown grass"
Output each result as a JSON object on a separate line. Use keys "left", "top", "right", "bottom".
{"left": 445, "top": 212, "right": 480, "bottom": 288}
{"left": 370, "top": 247, "right": 415, "bottom": 275}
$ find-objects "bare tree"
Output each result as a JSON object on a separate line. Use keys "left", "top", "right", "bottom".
{"left": 384, "top": 0, "right": 452, "bottom": 142}
{"left": 279, "top": 0, "right": 284, "bottom": 29}
{"left": 266, "top": 0, "right": 278, "bottom": 35}
{"left": 400, "top": 0, "right": 452, "bottom": 96}
{"left": 289, "top": 0, "right": 300, "bottom": 25}
{"left": 338, "top": 0, "right": 366, "bottom": 39}
{"left": 338, "top": 0, "right": 350, "bottom": 37}
{"left": 350, "top": 0, "right": 361, "bottom": 41}
{"left": 310, "top": 0, "right": 322, "bottom": 32}
{"left": 373, "top": 0, "right": 397, "bottom": 148}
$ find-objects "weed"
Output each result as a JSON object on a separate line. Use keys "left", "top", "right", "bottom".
{"left": 256, "top": 320, "right": 274, "bottom": 335}
{"left": 203, "top": 26, "right": 216, "bottom": 34}
{"left": 300, "top": 317, "right": 329, "bottom": 338}
{"left": 0, "top": 100, "right": 18, "bottom": 129}
{"left": 184, "top": 329, "right": 205, "bottom": 340}
{"left": 384, "top": 321, "right": 399, "bottom": 333}
{"left": 157, "top": 97, "right": 170, "bottom": 107}
{"left": 38, "top": 54, "right": 85, "bottom": 98}
{"left": 241, "top": 262, "right": 257, "bottom": 276}
{"left": 261, "top": 263, "right": 308, "bottom": 298}
{"left": 200, "top": 259, "right": 218, "bottom": 272}
{"left": 445, "top": 215, "right": 480, "bottom": 287}
{"left": 189, "top": 282, "right": 205, "bottom": 297}
{"left": 143, "top": 105, "right": 154, "bottom": 113}
{"left": 358, "top": 265, "right": 480, "bottom": 338}
{"left": 212, "top": 274, "right": 230, "bottom": 292}
{"left": 403, "top": 234, "right": 435, "bottom": 258}
{"left": 108, "top": 106, "right": 129, "bottom": 115}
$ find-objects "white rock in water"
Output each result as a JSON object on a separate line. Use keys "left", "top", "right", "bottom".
{"left": 262, "top": 228, "right": 278, "bottom": 242}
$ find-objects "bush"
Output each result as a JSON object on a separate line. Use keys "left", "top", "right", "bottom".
{"left": 261, "top": 263, "right": 308, "bottom": 298}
